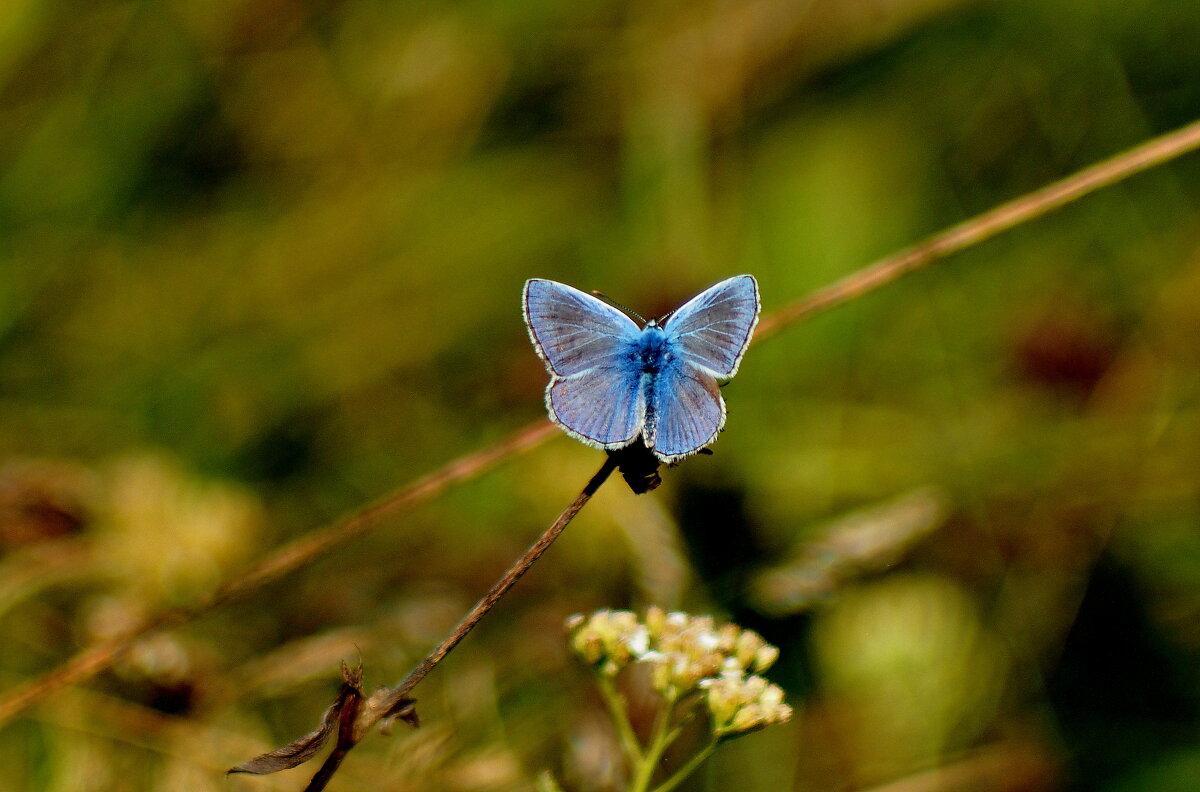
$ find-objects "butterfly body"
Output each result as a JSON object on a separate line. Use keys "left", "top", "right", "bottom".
{"left": 524, "top": 275, "right": 759, "bottom": 464}
{"left": 613, "top": 323, "right": 681, "bottom": 446}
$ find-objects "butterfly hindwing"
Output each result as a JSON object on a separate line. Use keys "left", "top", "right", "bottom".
{"left": 523, "top": 279, "right": 641, "bottom": 377}
{"left": 647, "top": 362, "right": 725, "bottom": 462}
{"left": 662, "top": 274, "right": 759, "bottom": 378}
{"left": 548, "top": 365, "right": 645, "bottom": 448}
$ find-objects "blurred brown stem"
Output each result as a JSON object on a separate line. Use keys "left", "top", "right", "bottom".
{"left": 1, "top": 115, "right": 1200, "bottom": 729}
{"left": 850, "top": 738, "right": 1059, "bottom": 792}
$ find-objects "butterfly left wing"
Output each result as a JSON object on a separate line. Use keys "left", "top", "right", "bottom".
{"left": 524, "top": 279, "right": 642, "bottom": 376}
{"left": 662, "top": 274, "right": 759, "bottom": 378}
{"left": 524, "top": 279, "right": 646, "bottom": 448}
{"left": 547, "top": 364, "right": 645, "bottom": 448}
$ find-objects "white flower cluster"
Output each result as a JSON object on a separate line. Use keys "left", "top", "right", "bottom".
{"left": 699, "top": 672, "right": 791, "bottom": 738}
{"left": 566, "top": 607, "right": 792, "bottom": 738}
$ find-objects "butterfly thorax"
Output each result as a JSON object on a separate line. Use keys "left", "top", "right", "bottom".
{"left": 631, "top": 325, "right": 674, "bottom": 375}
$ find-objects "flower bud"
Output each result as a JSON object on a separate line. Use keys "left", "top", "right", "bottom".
{"left": 760, "top": 683, "right": 785, "bottom": 709}
{"left": 728, "top": 703, "right": 767, "bottom": 734}
{"left": 672, "top": 659, "right": 705, "bottom": 691}
{"left": 645, "top": 606, "right": 666, "bottom": 638}
{"left": 717, "top": 623, "right": 740, "bottom": 653}
{"left": 703, "top": 679, "right": 740, "bottom": 728}
{"left": 573, "top": 633, "right": 604, "bottom": 665}
{"left": 734, "top": 630, "right": 765, "bottom": 668}
{"left": 752, "top": 644, "right": 779, "bottom": 673}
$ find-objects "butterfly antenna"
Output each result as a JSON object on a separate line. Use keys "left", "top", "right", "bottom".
{"left": 590, "top": 290, "right": 647, "bottom": 325}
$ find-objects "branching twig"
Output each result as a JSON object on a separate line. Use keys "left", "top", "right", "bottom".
{"left": 1, "top": 116, "right": 1199, "bottom": 729}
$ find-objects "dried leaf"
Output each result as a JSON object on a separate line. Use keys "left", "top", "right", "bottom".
{"left": 379, "top": 696, "right": 419, "bottom": 735}
{"left": 229, "top": 663, "right": 363, "bottom": 775}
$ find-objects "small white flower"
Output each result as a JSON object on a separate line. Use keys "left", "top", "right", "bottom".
{"left": 626, "top": 626, "right": 650, "bottom": 656}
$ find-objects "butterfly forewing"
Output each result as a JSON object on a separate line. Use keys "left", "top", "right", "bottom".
{"left": 524, "top": 279, "right": 641, "bottom": 377}
{"left": 662, "top": 275, "right": 759, "bottom": 378}
{"left": 549, "top": 366, "right": 645, "bottom": 448}
{"left": 648, "top": 365, "right": 725, "bottom": 462}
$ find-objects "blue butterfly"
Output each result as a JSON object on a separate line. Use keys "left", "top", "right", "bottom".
{"left": 523, "top": 275, "right": 760, "bottom": 463}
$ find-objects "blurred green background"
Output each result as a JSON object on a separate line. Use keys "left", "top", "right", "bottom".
{"left": 2, "top": 0, "right": 1200, "bottom": 790}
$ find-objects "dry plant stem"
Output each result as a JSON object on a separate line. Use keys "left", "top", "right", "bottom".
{"left": 298, "top": 458, "right": 619, "bottom": 792}
{"left": 369, "top": 456, "right": 618, "bottom": 722}
{"left": 0, "top": 420, "right": 557, "bottom": 728}
{"left": 2, "top": 116, "right": 1199, "bottom": 728}
{"left": 755, "top": 115, "right": 1200, "bottom": 339}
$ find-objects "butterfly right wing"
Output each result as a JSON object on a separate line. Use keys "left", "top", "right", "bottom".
{"left": 662, "top": 274, "right": 759, "bottom": 378}
{"left": 645, "top": 275, "right": 759, "bottom": 462}
{"left": 646, "top": 362, "right": 725, "bottom": 463}
{"left": 523, "top": 279, "right": 646, "bottom": 448}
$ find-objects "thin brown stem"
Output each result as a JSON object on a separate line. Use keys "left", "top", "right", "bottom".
{"left": 297, "top": 457, "right": 618, "bottom": 792}
{"left": 371, "top": 457, "right": 617, "bottom": 720}
{"left": 756, "top": 115, "right": 1200, "bottom": 339}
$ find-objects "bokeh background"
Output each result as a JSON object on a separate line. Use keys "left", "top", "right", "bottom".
{"left": 2, "top": 0, "right": 1200, "bottom": 790}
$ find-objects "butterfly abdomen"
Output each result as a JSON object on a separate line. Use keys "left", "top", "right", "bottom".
{"left": 631, "top": 328, "right": 682, "bottom": 451}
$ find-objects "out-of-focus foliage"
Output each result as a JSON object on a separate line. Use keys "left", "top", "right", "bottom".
{"left": 1, "top": 0, "right": 1199, "bottom": 790}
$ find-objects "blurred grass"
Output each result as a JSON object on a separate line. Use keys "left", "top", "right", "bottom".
{"left": 2, "top": 0, "right": 1200, "bottom": 790}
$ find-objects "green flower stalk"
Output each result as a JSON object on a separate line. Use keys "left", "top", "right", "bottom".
{"left": 562, "top": 608, "right": 793, "bottom": 792}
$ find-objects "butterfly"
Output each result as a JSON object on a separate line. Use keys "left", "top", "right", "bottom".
{"left": 523, "top": 275, "right": 760, "bottom": 465}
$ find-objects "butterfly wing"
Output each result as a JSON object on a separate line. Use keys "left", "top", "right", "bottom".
{"left": 661, "top": 274, "right": 760, "bottom": 378}
{"left": 644, "top": 275, "right": 760, "bottom": 462}
{"left": 523, "top": 279, "right": 645, "bottom": 448}
{"left": 546, "top": 365, "right": 646, "bottom": 448}
{"left": 524, "top": 279, "right": 642, "bottom": 376}
{"left": 646, "top": 362, "right": 725, "bottom": 463}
